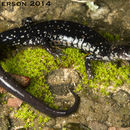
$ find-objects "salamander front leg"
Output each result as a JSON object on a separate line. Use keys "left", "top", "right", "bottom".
{"left": 43, "top": 43, "right": 64, "bottom": 60}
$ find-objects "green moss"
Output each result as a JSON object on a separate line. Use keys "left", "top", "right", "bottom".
{"left": 16, "top": 105, "right": 37, "bottom": 127}
{"left": 101, "top": 32, "right": 120, "bottom": 42}
{"left": 75, "top": 84, "right": 83, "bottom": 92}
{"left": 0, "top": 93, "right": 3, "bottom": 98}
{"left": 61, "top": 48, "right": 129, "bottom": 95}
{"left": 0, "top": 93, "right": 4, "bottom": 103}
{"left": 0, "top": 47, "right": 57, "bottom": 127}
{"left": 0, "top": 93, "right": 7, "bottom": 104}
{"left": 0, "top": 46, "right": 129, "bottom": 128}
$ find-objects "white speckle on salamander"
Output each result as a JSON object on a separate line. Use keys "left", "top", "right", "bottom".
{"left": 16, "top": 42, "right": 20, "bottom": 45}
{"left": 27, "top": 34, "right": 30, "bottom": 38}
{"left": 43, "top": 31, "right": 47, "bottom": 34}
{"left": 102, "top": 56, "right": 110, "bottom": 60}
{"left": 67, "top": 37, "right": 74, "bottom": 45}
{"left": 124, "top": 52, "right": 130, "bottom": 57}
{"left": 53, "top": 35, "right": 57, "bottom": 39}
{"left": 23, "top": 41, "right": 27, "bottom": 45}
{"left": 2, "top": 39, "right": 7, "bottom": 42}
{"left": 29, "top": 40, "right": 33, "bottom": 45}
{"left": 82, "top": 42, "right": 87, "bottom": 48}
{"left": 65, "top": 28, "right": 68, "bottom": 31}
{"left": 82, "top": 31, "right": 86, "bottom": 34}
{"left": 6, "top": 36, "right": 9, "bottom": 39}
{"left": 61, "top": 36, "right": 74, "bottom": 45}
{"left": 95, "top": 49, "right": 100, "bottom": 55}
{"left": 110, "top": 52, "right": 118, "bottom": 60}
{"left": 77, "top": 38, "right": 84, "bottom": 49}
{"left": 82, "top": 42, "right": 91, "bottom": 51}
{"left": 72, "top": 37, "right": 79, "bottom": 47}
{"left": 58, "top": 35, "right": 63, "bottom": 40}
{"left": 37, "top": 30, "right": 40, "bottom": 34}
{"left": 20, "top": 35, "right": 25, "bottom": 38}
{"left": 54, "top": 21, "right": 57, "bottom": 23}
{"left": 86, "top": 43, "right": 91, "bottom": 51}
{"left": 90, "top": 46, "right": 96, "bottom": 52}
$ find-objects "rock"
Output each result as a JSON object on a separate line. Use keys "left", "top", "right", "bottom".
{"left": 61, "top": 2, "right": 86, "bottom": 20}
{"left": 47, "top": 68, "right": 80, "bottom": 95}
{"left": 0, "top": 87, "right": 6, "bottom": 93}
{"left": 8, "top": 73, "right": 30, "bottom": 87}
{"left": 47, "top": 68, "right": 80, "bottom": 109}
{"left": 64, "top": 123, "right": 90, "bottom": 130}
{"left": 85, "top": 0, "right": 130, "bottom": 44}
{"left": 0, "top": 73, "right": 30, "bottom": 94}
{"left": 86, "top": 3, "right": 110, "bottom": 20}
{"left": 113, "top": 90, "right": 130, "bottom": 105}
{"left": 7, "top": 97, "right": 23, "bottom": 108}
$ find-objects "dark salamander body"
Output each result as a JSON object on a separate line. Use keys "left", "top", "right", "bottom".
{"left": 0, "top": 18, "right": 130, "bottom": 117}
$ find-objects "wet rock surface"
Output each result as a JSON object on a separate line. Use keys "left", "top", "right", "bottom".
{"left": 0, "top": 68, "right": 129, "bottom": 129}
{"left": 0, "top": 0, "right": 130, "bottom": 129}
{"left": 48, "top": 68, "right": 80, "bottom": 95}
{"left": 47, "top": 69, "right": 130, "bottom": 129}
{"left": 47, "top": 69, "right": 80, "bottom": 109}
{"left": 64, "top": 123, "right": 90, "bottom": 130}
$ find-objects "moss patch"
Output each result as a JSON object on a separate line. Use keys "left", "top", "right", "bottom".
{"left": 0, "top": 93, "right": 4, "bottom": 103}
{"left": 61, "top": 48, "right": 130, "bottom": 95}
{"left": 100, "top": 32, "right": 120, "bottom": 42}
{"left": 0, "top": 47, "right": 57, "bottom": 127}
{"left": 0, "top": 46, "right": 129, "bottom": 127}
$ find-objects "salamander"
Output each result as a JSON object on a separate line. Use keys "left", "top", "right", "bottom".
{"left": 0, "top": 18, "right": 130, "bottom": 117}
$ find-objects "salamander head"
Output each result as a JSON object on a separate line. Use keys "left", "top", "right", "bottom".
{"left": 110, "top": 45, "right": 130, "bottom": 61}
